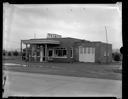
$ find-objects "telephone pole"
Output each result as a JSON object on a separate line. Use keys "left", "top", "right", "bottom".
{"left": 105, "top": 26, "right": 108, "bottom": 63}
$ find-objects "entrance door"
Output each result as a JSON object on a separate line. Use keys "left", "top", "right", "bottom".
{"left": 79, "top": 46, "right": 95, "bottom": 62}
{"left": 48, "top": 49, "right": 53, "bottom": 60}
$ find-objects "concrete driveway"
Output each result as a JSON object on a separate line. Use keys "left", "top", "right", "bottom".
{"left": 3, "top": 70, "right": 122, "bottom": 97}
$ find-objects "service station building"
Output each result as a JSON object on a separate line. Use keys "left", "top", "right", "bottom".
{"left": 21, "top": 33, "right": 112, "bottom": 63}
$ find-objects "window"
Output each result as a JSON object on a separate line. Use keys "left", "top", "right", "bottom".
{"left": 58, "top": 50, "right": 62, "bottom": 56}
{"left": 84, "top": 47, "right": 86, "bottom": 54}
{"left": 90, "top": 48, "right": 92, "bottom": 54}
{"left": 54, "top": 48, "right": 67, "bottom": 57}
{"left": 80, "top": 46, "right": 83, "bottom": 54}
{"left": 92, "top": 48, "right": 95, "bottom": 54}
{"left": 88, "top": 47, "right": 90, "bottom": 54}
{"left": 104, "top": 51, "right": 106, "bottom": 56}
{"left": 86, "top": 47, "right": 88, "bottom": 54}
{"left": 48, "top": 50, "right": 53, "bottom": 57}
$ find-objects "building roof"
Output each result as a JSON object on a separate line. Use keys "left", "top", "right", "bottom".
{"left": 22, "top": 39, "right": 60, "bottom": 44}
{"left": 21, "top": 37, "right": 112, "bottom": 46}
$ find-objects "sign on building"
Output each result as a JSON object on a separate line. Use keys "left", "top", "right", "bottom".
{"left": 47, "top": 33, "right": 62, "bottom": 38}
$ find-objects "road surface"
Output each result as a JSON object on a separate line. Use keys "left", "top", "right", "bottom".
{"left": 3, "top": 70, "right": 122, "bottom": 97}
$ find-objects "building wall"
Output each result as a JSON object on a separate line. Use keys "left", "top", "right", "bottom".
{"left": 99, "top": 43, "right": 112, "bottom": 63}
{"left": 93, "top": 42, "right": 101, "bottom": 63}
{"left": 73, "top": 41, "right": 112, "bottom": 63}
{"left": 73, "top": 47, "right": 79, "bottom": 62}
{"left": 73, "top": 41, "right": 95, "bottom": 62}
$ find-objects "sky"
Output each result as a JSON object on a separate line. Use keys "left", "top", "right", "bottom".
{"left": 3, "top": 3, "right": 122, "bottom": 51}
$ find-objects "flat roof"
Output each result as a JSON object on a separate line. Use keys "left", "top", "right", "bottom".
{"left": 22, "top": 39, "right": 60, "bottom": 44}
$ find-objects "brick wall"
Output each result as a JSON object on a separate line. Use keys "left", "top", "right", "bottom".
{"left": 100, "top": 43, "right": 112, "bottom": 63}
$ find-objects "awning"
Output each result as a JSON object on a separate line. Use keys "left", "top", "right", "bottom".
{"left": 22, "top": 39, "right": 60, "bottom": 44}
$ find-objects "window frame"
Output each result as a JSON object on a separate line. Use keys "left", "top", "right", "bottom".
{"left": 84, "top": 47, "right": 86, "bottom": 54}
{"left": 92, "top": 48, "right": 95, "bottom": 54}
{"left": 88, "top": 47, "right": 90, "bottom": 54}
{"left": 104, "top": 51, "right": 106, "bottom": 56}
{"left": 54, "top": 48, "right": 67, "bottom": 58}
{"left": 79, "top": 46, "right": 83, "bottom": 54}
{"left": 90, "top": 47, "right": 92, "bottom": 54}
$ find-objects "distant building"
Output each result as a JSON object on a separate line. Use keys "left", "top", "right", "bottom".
{"left": 21, "top": 33, "right": 112, "bottom": 63}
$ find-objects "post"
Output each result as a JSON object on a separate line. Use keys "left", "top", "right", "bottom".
{"left": 34, "top": 45, "right": 37, "bottom": 62}
{"left": 105, "top": 26, "right": 108, "bottom": 63}
{"left": 28, "top": 44, "right": 30, "bottom": 62}
{"left": 45, "top": 44, "right": 47, "bottom": 62}
{"left": 40, "top": 46, "right": 43, "bottom": 62}
{"left": 21, "top": 40, "right": 22, "bottom": 60}
{"left": 26, "top": 44, "right": 28, "bottom": 61}
{"left": 32, "top": 45, "right": 34, "bottom": 62}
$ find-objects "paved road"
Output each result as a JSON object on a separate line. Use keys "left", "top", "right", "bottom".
{"left": 3, "top": 70, "right": 122, "bottom": 97}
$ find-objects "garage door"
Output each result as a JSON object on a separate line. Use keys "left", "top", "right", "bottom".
{"left": 79, "top": 46, "right": 95, "bottom": 62}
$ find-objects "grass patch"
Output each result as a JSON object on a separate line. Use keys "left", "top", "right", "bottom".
{"left": 3, "top": 57, "right": 122, "bottom": 80}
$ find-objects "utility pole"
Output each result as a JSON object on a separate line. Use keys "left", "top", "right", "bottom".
{"left": 105, "top": 26, "right": 108, "bottom": 64}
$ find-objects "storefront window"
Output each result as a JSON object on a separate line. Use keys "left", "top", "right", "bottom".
{"left": 54, "top": 48, "right": 67, "bottom": 57}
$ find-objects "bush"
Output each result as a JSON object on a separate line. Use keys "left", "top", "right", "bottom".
{"left": 8, "top": 52, "right": 12, "bottom": 56}
{"left": 3, "top": 52, "right": 6, "bottom": 56}
{"left": 3, "top": 50, "right": 7, "bottom": 56}
{"left": 112, "top": 52, "right": 121, "bottom": 61}
{"left": 13, "top": 50, "right": 19, "bottom": 56}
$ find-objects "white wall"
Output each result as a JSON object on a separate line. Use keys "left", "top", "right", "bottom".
{"left": 79, "top": 46, "right": 95, "bottom": 62}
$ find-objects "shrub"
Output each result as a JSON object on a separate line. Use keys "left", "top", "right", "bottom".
{"left": 8, "top": 52, "right": 12, "bottom": 56}
{"left": 2, "top": 50, "right": 6, "bottom": 56}
{"left": 3, "top": 52, "right": 6, "bottom": 56}
{"left": 112, "top": 52, "right": 121, "bottom": 61}
{"left": 13, "top": 50, "right": 19, "bottom": 56}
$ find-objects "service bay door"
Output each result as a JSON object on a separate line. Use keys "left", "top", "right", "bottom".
{"left": 79, "top": 46, "right": 95, "bottom": 62}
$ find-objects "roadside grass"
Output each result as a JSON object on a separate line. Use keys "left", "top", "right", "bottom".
{"left": 3, "top": 56, "right": 122, "bottom": 80}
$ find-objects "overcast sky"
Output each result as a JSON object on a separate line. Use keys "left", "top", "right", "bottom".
{"left": 3, "top": 3, "right": 122, "bottom": 51}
